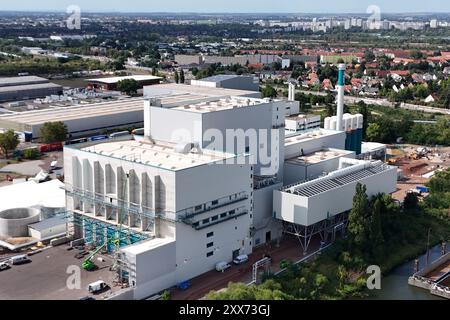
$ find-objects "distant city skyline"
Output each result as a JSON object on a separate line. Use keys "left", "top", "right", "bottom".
{"left": 1, "top": 0, "right": 450, "bottom": 14}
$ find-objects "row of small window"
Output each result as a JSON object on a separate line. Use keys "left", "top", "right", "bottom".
{"left": 194, "top": 195, "right": 242, "bottom": 212}
{"left": 193, "top": 210, "right": 238, "bottom": 228}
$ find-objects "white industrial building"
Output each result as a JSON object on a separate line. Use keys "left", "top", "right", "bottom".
{"left": 0, "top": 98, "right": 146, "bottom": 140}
{"left": 190, "top": 75, "right": 260, "bottom": 92}
{"left": 62, "top": 67, "right": 397, "bottom": 299}
{"left": 0, "top": 83, "right": 261, "bottom": 141}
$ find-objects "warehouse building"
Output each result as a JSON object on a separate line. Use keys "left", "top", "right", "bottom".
{"left": 0, "top": 83, "right": 262, "bottom": 140}
{"left": 0, "top": 76, "right": 62, "bottom": 103}
{"left": 0, "top": 98, "right": 146, "bottom": 140}
{"left": 143, "top": 82, "right": 261, "bottom": 99}
{"left": 191, "top": 75, "right": 260, "bottom": 92}
{"left": 86, "top": 75, "right": 163, "bottom": 91}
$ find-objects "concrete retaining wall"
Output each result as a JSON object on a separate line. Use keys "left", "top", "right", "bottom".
{"left": 50, "top": 236, "right": 71, "bottom": 246}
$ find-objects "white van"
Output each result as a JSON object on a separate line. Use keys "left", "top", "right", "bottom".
{"left": 10, "top": 255, "right": 30, "bottom": 265}
{"left": 0, "top": 262, "right": 10, "bottom": 271}
{"left": 233, "top": 254, "right": 249, "bottom": 265}
{"left": 88, "top": 280, "right": 108, "bottom": 294}
{"left": 215, "top": 261, "right": 231, "bottom": 272}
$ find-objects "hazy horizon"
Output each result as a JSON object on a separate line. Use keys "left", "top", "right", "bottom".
{"left": 0, "top": 0, "right": 449, "bottom": 14}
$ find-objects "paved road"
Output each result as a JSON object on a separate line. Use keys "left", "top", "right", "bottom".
{"left": 298, "top": 90, "right": 450, "bottom": 115}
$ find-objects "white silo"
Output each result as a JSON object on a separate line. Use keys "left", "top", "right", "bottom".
{"left": 351, "top": 115, "right": 358, "bottom": 130}
{"left": 324, "top": 117, "right": 331, "bottom": 130}
{"left": 356, "top": 114, "right": 364, "bottom": 129}
{"left": 330, "top": 117, "right": 337, "bottom": 130}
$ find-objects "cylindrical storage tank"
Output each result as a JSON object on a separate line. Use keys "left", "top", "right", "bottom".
{"left": 344, "top": 117, "right": 350, "bottom": 132}
{"left": 0, "top": 208, "right": 41, "bottom": 238}
{"left": 357, "top": 114, "right": 364, "bottom": 129}
{"left": 330, "top": 118, "right": 337, "bottom": 130}
{"left": 351, "top": 115, "right": 358, "bottom": 130}
{"left": 324, "top": 117, "right": 331, "bottom": 130}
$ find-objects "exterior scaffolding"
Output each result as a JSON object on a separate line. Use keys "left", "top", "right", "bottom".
{"left": 57, "top": 211, "right": 150, "bottom": 251}
{"left": 64, "top": 183, "right": 178, "bottom": 230}
{"left": 282, "top": 211, "right": 348, "bottom": 254}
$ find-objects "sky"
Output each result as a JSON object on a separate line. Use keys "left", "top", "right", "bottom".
{"left": 1, "top": 0, "right": 450, "bottom": 14}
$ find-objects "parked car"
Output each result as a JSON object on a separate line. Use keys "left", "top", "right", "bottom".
{"left": 0, "top": 262, "right": 10, "bottom": 271}
{"left": 79, "top": 296, "right": 96, "bottom": 300}
{"left": 10, "top": 255, "right": 30, "bottom": 265}
{"left": 233, "top": 254, "right": 249, "bottom": 265}
{"left": 216, "top": 261, "right": 231, "bottom": 272}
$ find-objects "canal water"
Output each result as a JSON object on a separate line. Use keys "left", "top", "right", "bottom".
{"left": 369, "top": 245, "right": 445, "bottom": 300}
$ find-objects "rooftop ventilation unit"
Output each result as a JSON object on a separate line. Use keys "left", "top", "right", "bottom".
{"left": 175, "top": 142, "right": 202, "bottom": 154}
{"left": 149, "top": 98, "right": 162, "bottom": 107}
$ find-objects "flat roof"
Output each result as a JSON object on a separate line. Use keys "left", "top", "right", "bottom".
{"left": 86, "top": 75, "right": 162, "bottom": 84}
{"left": 121, "top": 237, "right": 175, "bottom": 255}
{"left": 28, "top": 217, "right": 66, "bottom": 231}
{"left": 171, "top": 96, "right": 268, "bottom": 114}
{"left": 286, "top": 114, "right": 320, "bottom": 121}
{"left": 0, "top": 179, "right": 65, "bottom": 212}
{"left": 283, "top": 161, "right": 391, "bottom": 198}
{"left": 0, "top": 98, "right": 144, "bottom": 125}
{"left": 199, "top": 75, "right": 248, "bottom": 82}
{"left": 286, "top": 148, "right": 353, "bottom": 166}
{"left": 0, "top": 82, "right": 61, "bottom": 94}
{"left": 144, "top": 83, "right": 261, "bottom": 99}
{"left": 79, "top": 139, "right": 238, "bottom": 171}
{"left": 285, "top": 129, "right": 343, "bottom": 146}
{"left": 0, "top": 76, "right": 48, "bottom": 87}
{"left": 362, "top": 142, "right": 387, "bottom": 153}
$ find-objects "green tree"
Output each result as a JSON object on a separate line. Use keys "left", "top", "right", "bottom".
{"left": 117, "top": 79, "right": 139, "bottom": 95}
{"left": 174, "top": 70, "right": 179, "bottom": 84}
{"left": 410, "top": 49, "right": 423, "bottom": 59}
{"left": 180, "top": 69, "right": 185, "bottom": 84}
{"left": 404, "top": 192, "right": 419, "bottom": 211}
{"left": 358, "top": 102, "right": 370, "bottom": 139}
{"left": 366, "top": 123, "right": 383, "bottom": 142}
{"left": 23, "top": 148, "right": 41, "bottom": 160}
{"left": 261, "top": 85, "right": 277, "bottom": 98}
{"left": 369, "top": 198, "right": 385, "bottom": 260}
{"left": 40, "top": 122, "right": 68, "bottom": 143}
{"left": 160, "top": 290, "right": 171, "bottom": 300}
{"left": 0, "top": 130, "right": 20, "bottom": 159}
{"left": 348, "top": 183, "right": 370, "bottom": 248}
{"left": 207, "top": 281, "right": 293, "bottom": 300}
{"left": 364, "top": 50, "right": 375, "bottom": 62}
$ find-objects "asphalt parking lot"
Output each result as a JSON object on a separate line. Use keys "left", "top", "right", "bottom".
{"left": 0, "top": 245, "right": 118, "bottom": 300}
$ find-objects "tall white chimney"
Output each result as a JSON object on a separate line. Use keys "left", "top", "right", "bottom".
{"left": 336, "top": 63, "right": 346, "bottom": 131}
{"left": 288, "top": 82, "right": 295, "bottom": 101}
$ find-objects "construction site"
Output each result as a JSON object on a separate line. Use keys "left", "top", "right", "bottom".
{"left": 388, "top": 144, "right": 450, "bottom": 201}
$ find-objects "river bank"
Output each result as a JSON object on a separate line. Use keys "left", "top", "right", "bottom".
{"left": 369, "top": 244, "right": 446, "bottom": 300}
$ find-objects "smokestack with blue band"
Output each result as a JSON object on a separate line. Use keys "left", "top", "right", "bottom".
{"left": 336, "top": 63, "right": 346, "bottom": 131}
